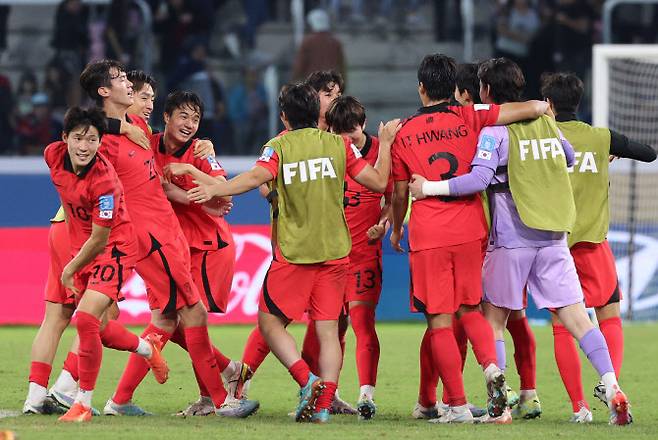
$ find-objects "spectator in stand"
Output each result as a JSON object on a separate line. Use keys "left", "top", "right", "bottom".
{"left": 104, "top": 0, "right": 143, "bottom": 68}
{"left": 291, "top": 9, "right": 346, "bottom": 83}
{"left": 14, "top": 93, "right": 63, "bottom": 155}
{"left": 43, "top": 61, "right": 70, "bottom": 118}
{"left": 242, "top": 0, "right": 269, "bottom": 49}
{"left": 494, "top": 0, "right": 541, "bottom": 80}
{"left": 153, "top": 0, "right": 214, "bottom": 77}
{"left": 227, "top": 67, "right": 268, "bottom": 155}
{"left": 0, "top": 73, "right": 13, "bottom": 154}
{"left": 210, "top": 77, "right": 234, "bottom": 155}
{"left": 14, "top": 72, "right": 38, "bottom": 120}
{"left": 51, "top": 0, "right": 89, "bottom": 107}
{"left": 553, "top": 0, "right": 596, "bottom": 80}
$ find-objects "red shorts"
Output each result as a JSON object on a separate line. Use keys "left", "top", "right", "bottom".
{"left": 345, "top": 258, "right": 382, "bottom": 304}
{"left": 571, "top": 240, "right": 621, "bottom": 308}
{"left": 259, "top": 259, "right": 348, "bottom": 321}
{"left": 44, "top": 221, "right": 75, "bottom": 305}
{"left": 74, "top": 242, "right": 137, "bottom": 302}
{"left": 140, "top": 232, "right": 200, "bottom": 313}
{"left": 191, "top": 242, "right": 235, "bottom": 314}
{"left": 409, "top": 239, "right": 483, "bottom": 315}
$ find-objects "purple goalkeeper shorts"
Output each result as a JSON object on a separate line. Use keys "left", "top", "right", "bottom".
{"left": 482, "top": 245, "right": 583, "bottom": 310}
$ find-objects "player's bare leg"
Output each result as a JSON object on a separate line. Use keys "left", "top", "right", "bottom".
{"left": 349, "top": 299, "right": 379, "bottom": 420}
{"left": 24, "top": 302, "right": 74, "bottom": 414}
{"left": 258, "top": 311, "right": 323, "bottom": 422}
{"left": 555, "top": 302, "right": 631, "bottom": 425}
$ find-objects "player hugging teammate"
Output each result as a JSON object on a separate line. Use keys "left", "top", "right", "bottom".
{"left": 22, "top": 51, "right": 645, "bottom": 427}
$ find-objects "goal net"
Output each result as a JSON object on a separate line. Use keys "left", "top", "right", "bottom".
{"left": 592, "top": 44, "right": 658, "bottom": 320}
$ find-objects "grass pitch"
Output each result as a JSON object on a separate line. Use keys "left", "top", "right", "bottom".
{"left": 1, "top": 322, "right": 656, "bottom": 439}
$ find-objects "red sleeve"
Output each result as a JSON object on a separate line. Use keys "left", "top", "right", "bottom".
{"left": 90, "top": 172, "right": 121, "bottom": 229}
{"left": 256, "top": 149, "right": 279, "bottom": 179}
{"left": 344, "top": 138, "right": 368, "bottom": 178}
{"left": 391, "top": 140, "right": 410, "bottom": 181}
{"left": 458, "top": 104, "right": 501, "bottom": 132}
{"left": 43, "top": 142, "right": 59, "bottom": 169}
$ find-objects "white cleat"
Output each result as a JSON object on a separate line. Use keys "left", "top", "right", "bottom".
{"left": 429, "top": 406, "right": 474, "bottom": 424}
{"left": 215, "top": 397, "right": 260, "bottom": 418}
{"left": 223, "top": 361, "right": 253, "bottom": 400}
{"left": 477, "top": 407, "right": 512, "bottom": 424}
{"left": 330, "top": 394, "right": 357, "bottom": 415}
{"left": 22, "top": 400, "right": 46, "bottom": 415}
{"left": 175, "top": 396, "right": 215, "bottom": 417}
{"left": 412, "top": 402, "right": 441, "bottom": 419}
{"left": 569, "top": 406, "right": 593, "bottom": 423}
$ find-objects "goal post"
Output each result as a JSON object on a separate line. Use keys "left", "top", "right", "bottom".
{"left": 592, "top": 44, "right": 658, "bottom": 320}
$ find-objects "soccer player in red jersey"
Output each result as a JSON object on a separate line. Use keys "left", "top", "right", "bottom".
{"left": 541, "top": 72, "right": 655, "bottom": 422}
{"left": 324, "top": 95, "right": 391, "bottom": 420}
{"left": 187, "top": 83, "right": 400, "bottom": 423}
{"left": 390, "top": 54, "right": 549, "bottom": 423}
{"left": 44, "top": 107, "right": 169, "bottom": 422}
{"left": 154, "top": 91, "right": 251, "bottom": 416}
{"left": 78, "top": 60, "right": 257, "bottom": 418}
{"left": 126, "top": 70, "right": 156, "bottom": 122}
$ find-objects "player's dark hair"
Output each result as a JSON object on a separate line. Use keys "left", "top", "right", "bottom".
{"left": 127, "top": 70, "right": 157, "bottom": 94}
{"left": 456, "top": 63, "right": 482, "bottom": 104}
{"left": 305, "top": 70, "right": 345, "bottom": 94}
{"left": 79, "top": 59, "right": 127, "bottom": 106}
{"left": 540, "top": 72, "right": 584, "bottom": 114}
{"left": 63, "top": 106, "right": 107, "bottom": 138}
{"left": 164, "top": 90, "right": 204, "bottom": 119}
{"left": 325, "top": 95, "right": 366, "bottom": 134}
{"left": 478, "top": 57, "right": 525, "bottom": 104}
{"left": 279, "top": 83, "right": 320, "bottom": 129}
{"left": 417, "top": 54, "right": 457, "bottom": 101}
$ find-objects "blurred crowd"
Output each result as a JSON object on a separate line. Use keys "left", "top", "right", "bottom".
{"left": 0, "top": 0, "right": 657, "bottom": 155}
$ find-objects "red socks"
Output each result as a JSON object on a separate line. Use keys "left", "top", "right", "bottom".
{"left": 316, "top": 381, "right": 337, "bottom": 412}
{"left": 506, "top": 317, "right": 537, "bottom": 390}
{"left": 553, "top": 324, "right": 588, "bottom": 412}
{"left": 184, "top": 326, "right": 227, "bottom": 407}
{"left": 76, "top": 311, "right": 103, "bottom": 391}
{"left": 460, "top": 311, "right": 497, "bottom": 368}
{"left": 349, "top": 305, "right": 380, "bottom": 387}
{"left": 419, "top": 329, "right": 438, "bottom": 407}
{"left": 113, "top": 323, "right": 171, "bottom": 404}
{"left": 599, "top": 317, "right": 623, "bottom": 378}
{"left": 29, "top": 362, "right": 51, "bottom": 388}
{"left": 289, "top": 359, "right": 311, "bottom": 387}
{"left": 241, "top": 326, "right": 271, "bottom": 373}
{"left": 62, "top": 352, "right": 79, "bottom": 381}
{"left": 100, "top": 320, "right": 139, "bottom": 352}
{"left": 301, "top": 322, "right": 320, "bottom": 375}
{"left": 430, "top": 327, "right": 466, "bottom": 407}
{"left": 453, "top": 317, "right": 468, "bottom": 370}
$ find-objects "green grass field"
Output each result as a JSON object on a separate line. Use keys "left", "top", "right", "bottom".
{"left": 1, "top": 322, "right": 656, "bottom": 439}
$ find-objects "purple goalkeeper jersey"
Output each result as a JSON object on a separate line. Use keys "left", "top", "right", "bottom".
{"left": 449, "top": 125, "right": 575, "bottom": 249}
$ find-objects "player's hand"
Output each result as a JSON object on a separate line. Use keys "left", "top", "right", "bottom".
{"left": 125, "top": 124, "right": 150, "bottom": 150}
{"left": 366, "top": 223, "right": 387, "bottom": 243}
{"left": 378, "top": 118, "right": 402, "bottom": 145}
{"left": 202, "top": 200, "right": 233, "bottom": 217}
{"left": 194, "top": 139, "right": 215, "bottom": 159}
{"left": 163, "top": 162, "right": 193, "bottom": 180}
{"left": 409, "top": 174, "right": 428, "bottom": 201}
{"left": 390, "top": 227, "right": 405, "bottom": 253}
{"left": 60, "top": 265, "right": 79, "bottom": 296}
{"left": 188, "top": 180, "right": 218, "bottom": 203}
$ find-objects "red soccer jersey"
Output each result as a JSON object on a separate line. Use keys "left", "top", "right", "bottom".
{"left": 151, "top": 133, "right": 232, "bottom": 251}
{"left": 256, "top": 132, "right": 368, "bottom": 264}
{"left": 44, "top": 141, "right": 135, "bottom": 255}
{"left": 344, "top": 134, "right": 391, "bottom": 263}
{"left": 392, "top": 102, "right": 500, "bottom": 251}
{"left": 99, "top": 115, "right": 186, "bottom": 257}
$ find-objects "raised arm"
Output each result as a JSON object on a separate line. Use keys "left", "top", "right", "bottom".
{"left": 352, "top": 119, "right": 401, "bottom": 193}
{"left": 496, "top": 100, "right": 549, "bottom": 126}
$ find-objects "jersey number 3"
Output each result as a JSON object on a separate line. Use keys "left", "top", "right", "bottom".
{"left": 428, "top": 151, "right": 458, "bottom": 202}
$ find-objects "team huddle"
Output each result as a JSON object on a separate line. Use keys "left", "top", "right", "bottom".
{"left": 22, "top": 53, "right": 655, "bottom": 426}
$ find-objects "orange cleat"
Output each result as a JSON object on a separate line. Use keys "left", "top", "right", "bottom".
{"left": 144, "top": 333, "right": 169, "bottom": 384}
{"left": 609, "top": 389, "right": 632, "bottom": 426}
{"left": 58, "top": 402, "right": 92, "bottom": 422}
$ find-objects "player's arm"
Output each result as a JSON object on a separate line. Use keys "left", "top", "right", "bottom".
{"left": 108, "top": 118, "right": 150, "bottom": 150}
{"left": 390, "top": 181, "right": 408, "bottom": 253}
{"left": 495, "top": 100, "right": 549, "bottom": 125}
{"left": 164, "top": 162, "right": 232, "bottom": 202}
{"left": 163, "top": 182, "right": 232, "bottom": 216}
{"left": 61, "top": 223, "right": 111, "bottom": 294}
{"left": 366, "top": 194, "right": 392, "bottom": 243}
{"left": 352, "top": 119, "right": 401, "bottom": 193}
{"left": 193, "top": 139, "right": 215, "bottom": 159}
{"left": 188, "top": 166, "right": 274, "bottom": 202}
{"left": 609, "top": 130, "right": 657, "bottom": 162}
